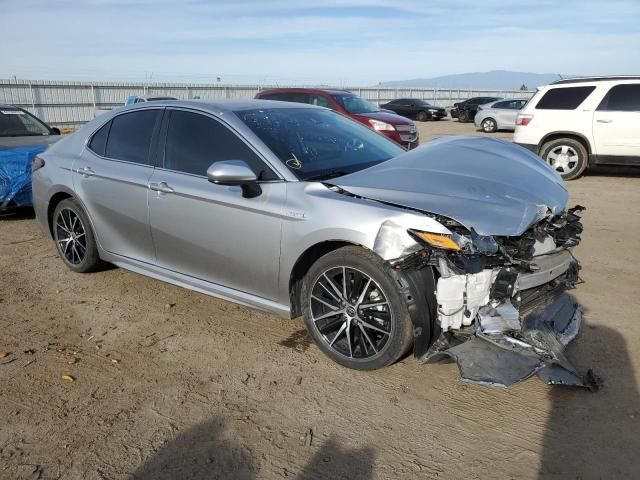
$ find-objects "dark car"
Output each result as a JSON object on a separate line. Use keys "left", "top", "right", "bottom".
{"left": 451, "top": 96, "right": 503, "bottom": 122}
{"left": 379, "top": 98, "right": 447, "bottom": 121}
{"left": 255, "top": 88, "right": 418, "bottom": 149}
{"left": 0, "top": 106, "right": 60, "bottom": 211}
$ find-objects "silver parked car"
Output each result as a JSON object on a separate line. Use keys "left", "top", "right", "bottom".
{"left": 474, "top": 99, "right": 529, "bottom": 133}
{"left": 32, "top": 100, "right": 594, "bottom": 388}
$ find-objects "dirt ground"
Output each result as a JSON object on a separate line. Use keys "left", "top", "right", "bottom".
{"left": 1, "top": 119, "right": 639, "bottom": 480}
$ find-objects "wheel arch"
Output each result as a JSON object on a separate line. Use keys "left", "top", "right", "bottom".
{"left": 538, "top": 131, "right": 592, "bottom": 155}
{"left": 288, "top": 240, "right": 365, "bottom": 319}
{"left": 46, "top": 191, "right": 74, "bottom": 237}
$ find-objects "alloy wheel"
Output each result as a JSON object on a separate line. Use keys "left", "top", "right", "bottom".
{"left": 55, "top": 208, "right": 87, "bottom": 265}
{"left": 309, "top": 266, "right": 393, "bottom": 359}
{"left": 546, "top": 145, "right": 579, "bottom": 175}
{"left": 482, "top": 118, "right": 496, "bottom": 132}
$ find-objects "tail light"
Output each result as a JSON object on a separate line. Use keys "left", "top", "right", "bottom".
{"left": 477, "top": 106, "right": 483, "bottom": 111}
{"left": 516, "top": 114, "right": 533, "bottom": 126}
{"left": 32, "top": 156, "right": 45, "bottom": 172}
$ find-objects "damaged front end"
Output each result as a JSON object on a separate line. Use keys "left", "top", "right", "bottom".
{"left": 394, "top": 205, "right": 597, "bottom": 390}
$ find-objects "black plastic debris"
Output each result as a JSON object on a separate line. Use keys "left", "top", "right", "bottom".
{"left": 420, "top": 293, "right": 598, "bottom": 391}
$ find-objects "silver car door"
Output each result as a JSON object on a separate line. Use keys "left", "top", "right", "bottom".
{"left": 148, "top": 108, "right": 286, "bottom": 301}
{"left": 74, "top": 108, "right": 162, "bottom": 264}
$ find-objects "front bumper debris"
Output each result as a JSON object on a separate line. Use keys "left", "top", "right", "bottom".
{"left": 416, "top": 206, "right": 597, "bottom": 390}
{"left": 420, "top": 292, "right": 597, "bottom": 390}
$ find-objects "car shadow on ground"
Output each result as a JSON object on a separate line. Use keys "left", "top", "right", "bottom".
{"left": 585, "top": 165, "right": 640, "bottom": 178}
{"left": 0, "top": 207, "right": 35, "bottom": 221}
{"left": 539, "top": 324, "right": 640, "bottom": 478}
{"left": 131, "top": 418, "right": 375, "bottom": 480}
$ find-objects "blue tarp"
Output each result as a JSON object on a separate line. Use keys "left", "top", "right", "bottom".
{"left": 0, "top": 145, "right": 48, "bottom": 208}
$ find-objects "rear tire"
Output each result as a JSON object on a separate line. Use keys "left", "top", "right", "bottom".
{"left": 416, "top": 111, "right": 428, "bottom": 122}
{"left": 458, "top": 110, "right": 469, "bottom": 123}
{"left": 53, "top": 198, "right": 102, "bottom": 273}
{"left": 300, "top": 246, "right": 414, "bottom": 370}
{"left": 481, "top": 117, "right": 497, "bottom": 133}
{"left": 540, "top": 137, "right": 588, "bottom": 180}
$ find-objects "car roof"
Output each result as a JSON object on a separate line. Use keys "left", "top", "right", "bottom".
{"left": 115, "top": 99, "right": 321, "bottom": 114}
{"left": 550, "top": 75, "right": 640, "bottom": 85}
{"left": 258, "top": 87, "right": 353, "bottom": 96}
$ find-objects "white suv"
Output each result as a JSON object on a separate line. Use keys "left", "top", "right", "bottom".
{"left": 514, "top": 76, "right": 640, "bottom": 180}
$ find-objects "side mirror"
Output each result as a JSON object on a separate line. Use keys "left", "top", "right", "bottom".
{"left": 206, "top": 160, "right": 262, "bottom": 198}
{"left": 50, "top": 127, "right": 61, "bottom": 135}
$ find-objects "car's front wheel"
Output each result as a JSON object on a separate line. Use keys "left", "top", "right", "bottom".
{"left": 481, "top": 118, "right": 497, "bottom": 133}
{"left": 53, "top": 198, "right": 102, "bottom": 273}
{"left": 458, "top": 110, "right": 469, "bottom": 123}
{"left": 301, "top": 246, "right": 414, "bottom": 370}
{"left": 540, "top": 138, "right": 588, "bottom": 180}
{"left": 416, "top": 111, "right": 428, "bottom": 122}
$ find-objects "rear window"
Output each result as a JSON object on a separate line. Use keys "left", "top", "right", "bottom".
{"left": 597, "top": 84, "right": 640, "bottom": 112}
{"left": 104, "top": 110, "right": 160, "bottom": 164}
{"left": 535, "top": 86, "right": 596, "bottom": 110}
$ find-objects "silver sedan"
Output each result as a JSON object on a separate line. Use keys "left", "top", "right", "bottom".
{"left": 31, "top": 100, "right": 593, "bottom": 389}
{"left": 474, "top": 99, "right": 529, "bottom": 133}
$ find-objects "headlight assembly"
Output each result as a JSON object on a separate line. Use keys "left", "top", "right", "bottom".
{"left": 368, "top": 119, "right": 396, "bottom": 132}
{"left": 410, "top": 230, "right": 462, "bottom": 251}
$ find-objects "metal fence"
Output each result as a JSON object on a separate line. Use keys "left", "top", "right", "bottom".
{"left": 0, "top": 79, "right": 535, "bottom": 129}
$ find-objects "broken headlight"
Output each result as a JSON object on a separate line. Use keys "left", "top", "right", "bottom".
{"left": 410, "top": 229, "right": 498, "bottom": 255}
{"left": 410, "top": 230, "right": 462, "bottom": 251}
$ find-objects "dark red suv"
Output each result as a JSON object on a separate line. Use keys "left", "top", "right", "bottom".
{"left": 255, "top": 88, "right": 419, "bottom": 149}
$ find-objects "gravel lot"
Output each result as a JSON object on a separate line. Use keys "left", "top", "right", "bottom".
{"left": 1, "top": 119, "right": 639, "bottom": 479}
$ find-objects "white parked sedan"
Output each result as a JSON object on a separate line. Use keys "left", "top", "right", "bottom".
{"left": 474, "top": 99, "right": 529, "bottom": 133}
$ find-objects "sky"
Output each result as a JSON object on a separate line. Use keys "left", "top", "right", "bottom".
{"left": 1, "top": 0, "right": 639, "bottom": 85}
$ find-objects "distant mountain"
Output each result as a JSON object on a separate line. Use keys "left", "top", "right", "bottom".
{"left": 379, "top": 70, "right": 565, "bottom": 90}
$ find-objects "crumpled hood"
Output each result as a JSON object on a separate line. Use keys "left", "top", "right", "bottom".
{"left": 330, "top": 136, "right": 568, "bottom": 236}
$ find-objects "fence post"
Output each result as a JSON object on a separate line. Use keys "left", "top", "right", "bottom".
{"left": 28, "top": 81, "right": 35, "bottom": 109}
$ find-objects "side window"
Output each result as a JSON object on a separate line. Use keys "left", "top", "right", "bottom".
{"left": 535, "top": 86, "right": 596, "bottom": 110}
{"left": 597, "top": 84, "right": 640, "bottom": 112}
{"left": 105, "top": 110, "right": 160, "bottom": 164}
{"left": 308, "top": 94, "right": 335, "bottom": 109}
{"left": 88, "top": 120, "right": 111, "bottom": 156}
{"left": 493, "top": 101, "right": 509, "bottom": 109}
{"left": 164, "top": 110, "right": 277, "bottom": 180}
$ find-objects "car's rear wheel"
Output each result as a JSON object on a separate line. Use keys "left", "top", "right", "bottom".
{"left": 53, "top": 198, "right": 102, "bottom": 273}
{"left": 481, "top": 118, "right": 497, "bottom": 133}
{"left": 540, "top": 138, "right": 588, "bottom": 180}
{"left": 301, "top": 246, "right": 413, "bottom": 370}
{"left": 458, "top": 110, "right": 469, "bottom": 123}
{"left": 416, "top": 111, "right": 428, "bottom": 122}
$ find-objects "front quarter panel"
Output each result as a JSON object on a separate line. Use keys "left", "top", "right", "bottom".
{"left": 278, "top": 181, "right": 448, "bottom": 304}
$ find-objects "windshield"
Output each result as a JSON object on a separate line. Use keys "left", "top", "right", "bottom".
{"left": 236, "top": 108, "right": 404, "bottom": 181}
{"left": 0, "top": 108, "right": 51, "bottom": 137}
{"left": 332, "top": 95, "right": 379, "bottom": 114}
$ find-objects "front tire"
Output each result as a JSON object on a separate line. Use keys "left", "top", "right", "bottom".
{"left": 540, "top": 138, "right": 588, "bottom": 180}
{"left": 301, "top": 246, "right": 414, "bottom": 370}
{"left": 416, "top": 111, "right": 428, "bottom": 122}
{"left": 458, "top": 110, "right": 469, "bottom": 123}
{"left": 53, "top": 198, "right": 102, "bottom": 273}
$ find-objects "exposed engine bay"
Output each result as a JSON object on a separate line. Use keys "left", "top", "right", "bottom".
{"left": 391, "top": 205, "right": 597, "bottom": 389}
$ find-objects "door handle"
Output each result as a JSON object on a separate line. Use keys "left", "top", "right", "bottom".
{"left": 149, "top": 181, "right": 175, "bottom": 194}
{"left": 75, "top": 166, "right": 95, "bottom": 177}
{"left": 596, "top": 119, "right": 613, "bottom": 123}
